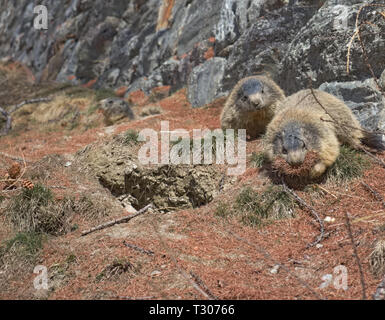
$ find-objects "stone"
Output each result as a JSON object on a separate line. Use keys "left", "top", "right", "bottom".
{"left": 279, "top": 0, "right": 385, "bottom": 94}
{"left": 187, "top": 57, "right": 226, "bottom": 108}
{"left": 319, "top": 79, "right": 385, "bottom": 132}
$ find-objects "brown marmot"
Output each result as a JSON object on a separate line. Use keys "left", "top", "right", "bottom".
{"left": 220, "top": 75, "right": 285, "bottom": 139}
{"left": 264, "top": 89, "right": 385, "bottom": 178}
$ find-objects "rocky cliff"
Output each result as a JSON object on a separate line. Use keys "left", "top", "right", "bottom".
{"left": 0, "top": 0, "right": 384, "bottom": 129}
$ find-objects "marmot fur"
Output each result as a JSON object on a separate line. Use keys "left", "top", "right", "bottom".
{"left": 220, "top": 75, "right": 285, "bottom": 139}
{"left": 264, "top": 89, "right": 385, "bottom": 178}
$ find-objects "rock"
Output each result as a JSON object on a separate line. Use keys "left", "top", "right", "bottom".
{"left": 1, "top": 0, "right": 384, "bottom": 110}
{"left": 319, "top": 79, "right": 385, "bottom": 132}
{"left": 99, "top": 98, "right": 135, "bottom": 125}
{"left": 324, "top": 216, "right": 336, "bottom": 223}
{"left": 279, "top": 0, "right": 385, "bottom": 94}
{"left": 270, "top": 264, "right": 280, "bottom": 274}
{"left": 187, "top": 57, "right": 227, "bottom": 107}
{"left": 222, "top": 4, "right": 317, "bottom": 92}
{"left": 151, "top": 270, "right": 162, "bottom": 277}
{"left": 77, "top": 134, "right": 224, "bottom": 212}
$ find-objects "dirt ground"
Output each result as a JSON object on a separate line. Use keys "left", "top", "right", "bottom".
{"left": 0, "top": 63, "right": 385, "bottom": 300}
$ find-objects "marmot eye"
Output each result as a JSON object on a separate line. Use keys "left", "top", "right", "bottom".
{"left": 241, "top": 95, "right": 248, "bottom": 102}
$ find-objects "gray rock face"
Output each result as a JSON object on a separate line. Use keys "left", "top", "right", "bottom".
{"left": 278, "top": 0, "right": 385, "bottom": 95}
{"left": 187, "top": 58, "right": 226, "bottom": 108}
{"left": 319, "top": 80, "right": 385, "bottom": 132}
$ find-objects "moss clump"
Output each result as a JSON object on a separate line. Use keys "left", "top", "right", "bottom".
{"left": 124, "top": 130, "right": 140, "bottom": 145}
{"left": 1, "top": 232, "right": 45, "bottom": 261}
{"left": 6, "top": 184, "right": 70, "bottom": 235}
{"left": 220, "top": 186, "right": 296, "bottom": 226}
{"left": 94, "top": 88, "right": 116, "bottom": 101}
{"left": 250, "top": 152, "right": 266, "bottom": 168}
{"left": 326, "top": 146, "right": 370, "bottom": 182}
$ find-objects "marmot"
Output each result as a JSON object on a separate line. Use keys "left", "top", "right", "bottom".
{"left": 220, "top": 75, "right": 285, "bottom": 139}
{"left": 264, "top": 89, "right": 385, "bottom": 178}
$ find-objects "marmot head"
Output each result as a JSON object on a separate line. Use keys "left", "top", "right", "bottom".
{"left": 272, "top": 121, "right": 320, "bottom": 167}
{"left": 235, "top": 77, "right": 277, "bottom": 112}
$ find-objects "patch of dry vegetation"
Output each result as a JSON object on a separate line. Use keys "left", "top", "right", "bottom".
{"left": 216, "top": 185, "right": 296, "bottom": 226}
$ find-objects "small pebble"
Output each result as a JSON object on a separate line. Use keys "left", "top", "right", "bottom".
{"left": 151, "top": 270, "right": 162, "bottom": 277}
{"left": 270, "top": 264, "right": 280, "bottom": 274}
{"left": 316, "top": 244, "right": 323, "bottom": 249}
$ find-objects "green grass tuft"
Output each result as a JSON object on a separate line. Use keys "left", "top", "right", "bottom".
{"left": 326, "top": 146, "right": 370, "bottom": 182}
{"left": 214, "top": 203, "right": 231, "bottom": 218}
{"left": 124, "top": 130, "right": 140, "bottom": 145}
{"left": 2, "top": 232, "right": 45, "bottom": 260}
{"left": 6, "top": 184, "right": 71, "bottom": 235}
{"left": 250, "top": 152, "right": 266, "bottom": 168}
{"left": 218, "top": 186, "right": 296, "bottom": 227}
{"left": 94, "top": 88, "right": 116, "bottom": 101}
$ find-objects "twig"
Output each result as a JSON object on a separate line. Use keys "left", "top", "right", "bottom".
{"left": 0, "top": 98, "right": 52, "bottom": 136}
{"left": 317, "top": 185, "right": 338, "bottom": 199}
{"left": 189, "top": 271, "right": 218, "bottom": 300}
{"left": 344, "top": 212, "right": 367, "bottom": 300}
{"left": 0, "top": 151, "right": 27, "bottom": 163}
{"left": 227, "top": 229, "right": 324, "bottom": 300}
{"left": 281, "top": 180, "right": 325, "bottom": 248}
{"left": 116, "top": 296, "right": 156, "bottom": 300}
{"left": 361, "top": 182, "right": 385, "bottom": 208}
{"left": 360, "top": 147, "right": 385, "bottom": 170}
{"left": 81, "top": 204, "right": 153, "bottom": 236}
{"left": 8, "top": 98, "right": 52, "bottom": 114}
{"left": 123, "top": 241, "right": 154, "bottom": 256}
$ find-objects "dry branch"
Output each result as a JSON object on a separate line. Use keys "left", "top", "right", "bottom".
{"left": 0, "top": 151, "right": 27, "bottom": 163}
{"left": 282, "top": 180, "right": 325, "bottom": 248}
{"left": 123, "top": 241, "right": 155, "bottom": 256}
{"left": 116, "top": 296, "right": 156, "bottom": 300}
{"left": 361, "top": 182, "right": 385, "bottom": 208}
{"left": 0, "top": 97, "right": 52, "bottom": 136}
{"left": 189, "top": 271, "right": 218, "bottom": 300}
{"left": 81, "top": 204, "right": 153, "bottom": 236}
{"left": 344, "top": 212, "right": 367, "bottom": 300}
